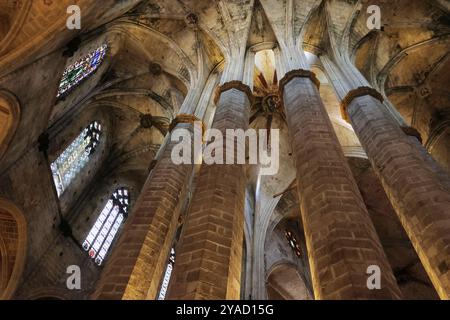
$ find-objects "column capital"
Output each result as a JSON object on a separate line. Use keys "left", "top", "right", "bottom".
{"left": 340, "top": 86, "right": 384, "bottom": 122}
{"left": 169, "top": 113, "right": 205, "bottom": 133}
{"left": 401, "top": 126, "right": 423, "bottom": 144}
{"left": 214, "top": 80, "right": 254, "bottom": 105}
{"left": 278, "top": 69, "right": 320, "bottom": 94}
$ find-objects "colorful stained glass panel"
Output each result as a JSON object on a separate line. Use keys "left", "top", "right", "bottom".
{"left": 57, "top": 44, "right": 107, "bottom": 98}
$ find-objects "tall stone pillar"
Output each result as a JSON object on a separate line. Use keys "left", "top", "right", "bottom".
{"left": 322, "top": 54, "right": 450, "bottom": 299}
{"left": 167, "top": 40, "right": 255, "bottom": 299}
{"left": 168, "top": 80, "right": 252, "bottom": 299}
{"left": 93, "top": 86, "right": 204, "bottom": 300}
{"left": 279, "top": 69, "right": 401, "bottom": 299}
{"left": 342, "top": 88, "right": 450, "bottom": 299}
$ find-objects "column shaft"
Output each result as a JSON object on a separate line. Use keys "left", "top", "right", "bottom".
{"left": 280, "top": 70, "right": 401, "bottom": 299}
{"left": 168, "top": 83, "right": 251, "bottom": 299}
{"left": 344, "top": 90, "right": 450, "bottom": 299}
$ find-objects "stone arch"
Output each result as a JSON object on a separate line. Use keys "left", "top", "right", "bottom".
{"left": 0, "top": 198, "right": 27, "bottom": 300}
{"left": 263, "top": 213, "right": 314, "bottom": 300}
{"left": 426, "top": 122, "right": 450, "bottom": 174}
{"left": 0, "top": 1, "right": 32, "bottom": 56}
{"left": 23, "top": 287, "right": 69, "bottom": 301}
{"left": 266, "top": 262, "right": 312, "bottom": 300}
{"left": 0, "top": 89, "right": 20, "bottom": 160}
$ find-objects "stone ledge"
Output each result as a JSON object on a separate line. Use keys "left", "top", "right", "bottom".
{"left": 278, "top": 69, "right": 321, "bottom": 94}
{"left": 340, "top": 86, "right": 384, "bottom": 122}
{"left": 214, "top": 80, "right": 254, "bottom": 105}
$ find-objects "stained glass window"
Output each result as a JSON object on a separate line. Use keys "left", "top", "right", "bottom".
{"left": 56, "top": 44, "right": 108, "bottom": 98}
{"left": 83, "top": 187, "right": 130, "bottom": 266}
{"left": 158, "top": 248, "right": 176, "bottom": 300}
{"left": 51, "top": 121, "right": 102, "bottom": 197}
{"left": 285, "top": 230, "right": 302, "bottom": 258}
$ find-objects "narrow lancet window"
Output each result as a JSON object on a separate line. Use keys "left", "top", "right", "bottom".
{"left": 51, "top": 121, "right": 102, "bottom": 197}
{"left": 83, "top": 187, "right": 130, "bottom": 266}
{"left": 158, "top": 248, "right": 176, "bottom": 300}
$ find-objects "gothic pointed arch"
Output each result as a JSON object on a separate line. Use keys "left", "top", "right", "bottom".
{"left": 0, "top": 89, "right": 20, "bottom": 161}
{"left": 266, "top": 263, "right": 312, "bottom": 300}
{"left": 23, "top": 286, "right": 70, "bottom": 301}
{"left": 0, "top": 198, "right": 27, "bottom": 300}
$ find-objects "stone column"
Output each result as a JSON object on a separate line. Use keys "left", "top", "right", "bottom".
{"left": 341, "top": 87, "right": 450, "bottom": 299}
{"left": 167, "top": 13, "right": 257, "bottom": 296}
{"left": 322, "top": 53, "right": 450, "bottom": 299}
{"left": 168, "top": 81, "right": 252, "bottom": 299}
{"left": 93, "top": 84, "right": 204, "bottom": 300}
{"left": 279, "top": 69, "right": 401, "bottom": 299}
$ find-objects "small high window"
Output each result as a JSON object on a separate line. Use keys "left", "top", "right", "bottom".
{"left": 57, "top": 44, "right": 107, "bottom": 98}
{"left": 285, "top": 230, "right": 302, "bottom": 258}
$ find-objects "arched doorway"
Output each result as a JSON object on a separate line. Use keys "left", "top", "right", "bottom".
{"left": 0, "top": 198, "right": 27, "bottom": 300}
{"left": 0, "top": 89, "right": 20, "bottom": 160}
